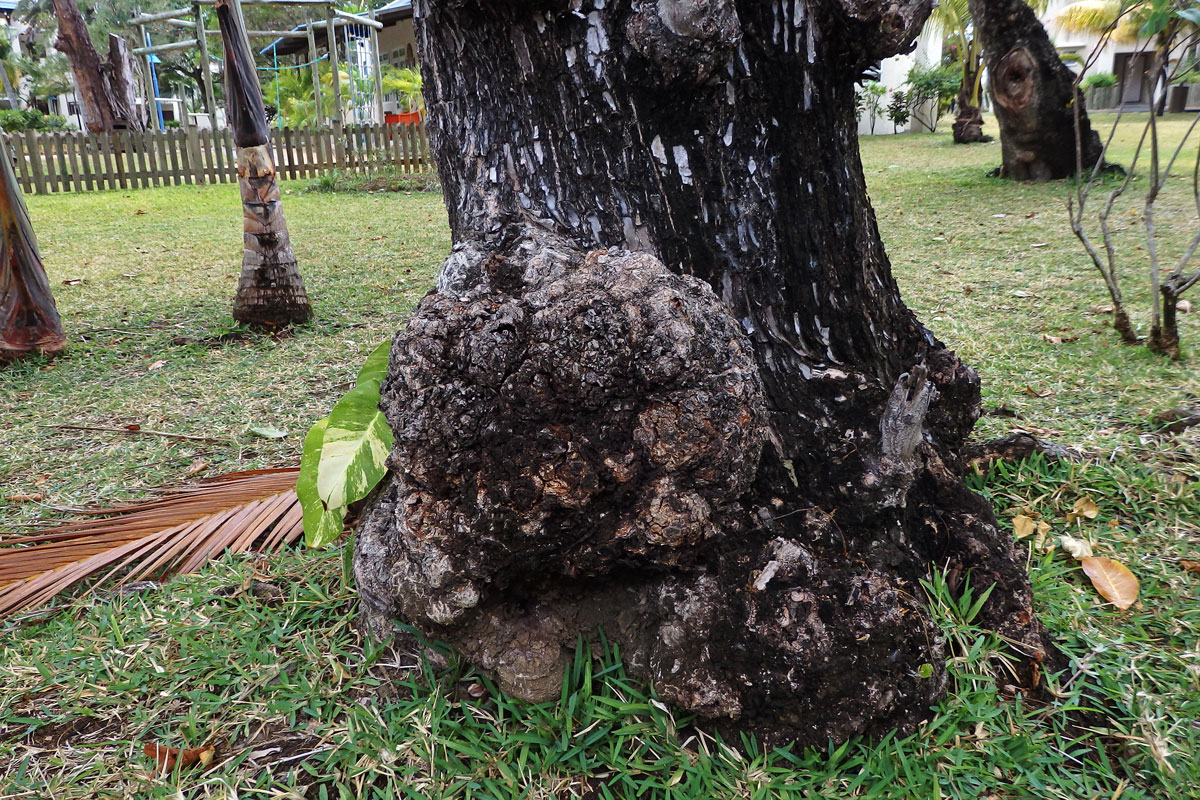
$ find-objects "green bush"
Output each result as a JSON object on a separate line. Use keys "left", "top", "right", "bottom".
{"left": 0, "top": 109, "right": 70, "bottom": 132}
{"left": 1080, "top": 72, "right": 1118, "bottom": 91}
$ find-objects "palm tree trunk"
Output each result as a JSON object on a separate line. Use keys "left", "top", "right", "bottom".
{"left": 215, "top": 0, "right": 311, "bottom": 329}
{"left": 0, "top": 145, "right": 65, "bottom": 362}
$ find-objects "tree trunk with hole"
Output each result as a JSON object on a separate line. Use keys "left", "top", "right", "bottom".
{"left": 0, "top": 142, "right": 65, "bottom": 362}
{"left": 51, "top": 0, "right": 145, "bottom": 133}
{"left": 215, "top": 0, "right": 311, "bottom": 329}
{"left": 356, "top": 0, "right": 1052, "bottom": 747}
{"left": 969, "top": 0, "right": 1106, "bottom": 181}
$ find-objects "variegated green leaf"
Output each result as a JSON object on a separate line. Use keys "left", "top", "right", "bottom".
{"left": 316, "top": 383, "right": 394, "bottom": 511}
{"left": 356, "top": 339, "right": 391, "bottom": 388}
{"left": 298, "top": 418, "right": 348, "bottom": 548}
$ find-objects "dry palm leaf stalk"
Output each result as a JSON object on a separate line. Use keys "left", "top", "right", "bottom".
{"left": 0, "top": 468, "right": 304, "bottom": 620}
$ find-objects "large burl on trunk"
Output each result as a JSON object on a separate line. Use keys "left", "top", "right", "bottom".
{"left": 969, "top": 0, "right": 1105, "bottom": 181}
{"left": 356, "top": 0, "right": 1051, "bottom": 747}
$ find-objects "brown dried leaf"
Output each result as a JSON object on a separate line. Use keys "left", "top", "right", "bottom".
{"left": 1067, "top": 496, "right": 1099, "bottom": 523}
{"left": 1059, "top": 535, "right": 1093, "bottom": 559}
{"left": 1079, "top": 556, "right": 1139, "bottom": 610}
{"left": 185, "top": 459, "right": 209, "bottom": 476}
{"left": 143, "top": 742, "right": 214, "bottom": 772}
{"left": 1023, "top": 385, "right": 1053, "bottom": 398}
{"left": 1013, "top": 514, "right": 1036, "bottom": 539}
{"left": 4, "top": 493, "right": 45, "bottom": 503}
{"left": 1180, "top": 560, "right": 1200, "bottom": 575}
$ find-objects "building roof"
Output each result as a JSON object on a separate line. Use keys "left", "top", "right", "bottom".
{"left": 259, "top": 0, "right": 412, "bottom": 57}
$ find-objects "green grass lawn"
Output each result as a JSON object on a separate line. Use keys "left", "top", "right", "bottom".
{"left": 1, "top": 116, "right": 1198, "bottom": 799}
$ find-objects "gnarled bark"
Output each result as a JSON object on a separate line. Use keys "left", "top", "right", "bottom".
{"left": 215, "top": 0, "right": 311, "bottom": 329}
{"left": 356, "top": 0, "right": 1051, "bottom": 747}
{"left": 51, "top": 0, "right": 144, "bottom": 132}
{"left": 969, "top": 0, "right": 1105, "bottom": 181}
{"left": 1, "top": 147, "right": 65, "bottom": 362}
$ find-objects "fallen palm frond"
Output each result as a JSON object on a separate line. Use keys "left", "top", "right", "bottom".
{"left": 0, "top": 468, "right": 305, "bottom": 620}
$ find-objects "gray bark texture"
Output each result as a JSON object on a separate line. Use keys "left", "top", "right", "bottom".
{"left": 356, "top": 0, "right": 1053, "bottom": 747}
{"left": 970, "top": 0, "right": 1106, "bottom": 181}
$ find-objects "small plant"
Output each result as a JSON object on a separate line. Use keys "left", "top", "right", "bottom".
{"left": 1079, "top": 71, "right": 1118, "bottom": 91}
{"left": 860, "top": 80, "right": 887, "bottom": 135}
{"left": 887, "top": 90, "right": 911, "bottom": 132}
{"left": 1067, "top": 0, "right": 1200, "bottom": 358}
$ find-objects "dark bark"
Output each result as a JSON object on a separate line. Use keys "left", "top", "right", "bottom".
{"left": 51, "top": 0, "right": 145, "bottom": 132}
{"left": 215, "top": 0, "right": 311, "bottom": 329}
{"left": 969, "top": 0, "right": 1106, "bottom": 181}
{"left": 0, "top": 147, "right": 65, "bottom": 362}
{"left": 356, "top": 0, "right": 1051, "bottom": 748}
{"left": 952, "top": 104, "right": 992, "bottom": 143}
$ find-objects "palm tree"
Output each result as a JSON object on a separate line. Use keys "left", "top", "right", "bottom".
{"left": 0, "top": 143, "right": 65, "bottom": 362}
{"left": 215, "top": 0, "right": 312, "bottom": 329}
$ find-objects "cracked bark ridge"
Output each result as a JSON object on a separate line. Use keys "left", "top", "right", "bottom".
{"left": 969, "top": 0, "right": 1106, "bottom": 181}
{"left": 358, "top": 0, "right": 1052, "bottom": 747}
{"left": 0, "top": 145, "right": 65, "bottom": 363}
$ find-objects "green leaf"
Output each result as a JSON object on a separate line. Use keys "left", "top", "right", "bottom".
{"left": 246, "top": 423, "right": 288, "bottom": 439}
{"left": 356, "top": 339, "right": 391, "bottom": 388}
{"left": 317, "top": 383, "right": 393, "bottom": 511}
{"left": 1178, "top": 7, "right": 1200, "bottom": 26}
{"left": 298, "top": 418, "right": 347, "bottom": 548}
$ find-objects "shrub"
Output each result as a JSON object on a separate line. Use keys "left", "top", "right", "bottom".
{"left": 906, "top": 63, "right": 960, "bottom": 132}
{"left": 887, "top": 90, "right": 911, "bottom": 132}
{"left": 0, "top": 109, "right": 70, "bottom": 132}
{"left": 1080, "top": 72, "right": 1118, "bottom": 91}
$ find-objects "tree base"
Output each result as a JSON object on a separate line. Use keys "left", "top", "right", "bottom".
{"left": 355, "top": 238, "right": 1051, "bottom": 748}
{"left": 952, "top": 106, "right": 993, "bottom": 144}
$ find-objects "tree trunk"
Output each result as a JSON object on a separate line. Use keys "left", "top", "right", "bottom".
{"left": 0, "top": 67, "right": 19, "bottom": 110}
{"left": 969, "top": 0, "right": 1107, "bottom": 181}
{"left": 215, "top": 0, "right": 311, "bottom": 329}
{"left": 106, "top": 35, "right": 146, "bottom": 131}
{"left": 0, "top": 146, "right": 65, "bottom": 362}
{"left": 951, "top": 58, "right": 991, "bottom": 144}
{"left": 355, "top": 0, "right": 1051, "bottom": 748}
{"left": 51, "top": 0, "right": 146, "bottom": 132}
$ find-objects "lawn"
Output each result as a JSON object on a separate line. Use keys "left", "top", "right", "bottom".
{"left": 1, "top": 116, "right": 1197, "bottom": 799}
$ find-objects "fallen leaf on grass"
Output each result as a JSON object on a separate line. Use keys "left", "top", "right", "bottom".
{"left": 4, "top": 493, "right": 45, "bottom": 503}
{"left": 1178, "top": 299, "right": 1192, "bottom": 314}
{"left": 1180, "top": 560, "right": 1200, "bottom": 575}
{"left": 1041, "top": 334, "right": 1079, "bottom": 344}
{"left": 185, "top": 459, "right": 209, "bottom": 476}
{"left": 246, "top": 424, "right": 287, "bottom": 439}
{"left": 61, "top": 278, "right": 84, "bottom": 286}
{"left": 1059, "top": 535, "right": 1093, "bottom": 558}
{"left": 1024, "top": 385, "right": 1054, "bottom": 398}
{"left": 1067, "top": 496, "right": 1099, "bottom": 523}
{"left": 148, "top": 360, "right": 167, "bottom": 371}
{"left": 143, "top": 742, "right": 215, "bottom": 772}
{"left": 1013, "top": 514, "right": 1052, "bottom": 544}
{"left": 1079, "top": 556, "right": 1139, "bottom": 610}
{"left": 1011, "top": 290, "right": 1037, "bottom": 298}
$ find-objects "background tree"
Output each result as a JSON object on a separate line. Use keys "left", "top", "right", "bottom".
{"left": 932, "top": 0, "right": 990, "bottom": 142}
{"left": 355, "top": 0, "right": 1052, "bottom": 747}
{"left": 215, "top": 0, "right": 311, "bottom": 329}
{"left": 0, "top": 138, "right": 65, "bottom": 362}
{"left": 969, "top": 0, "right": 1107, "bottom": 180}
{"left": 48, "top": 0, "right": 143, "bottom": 130}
